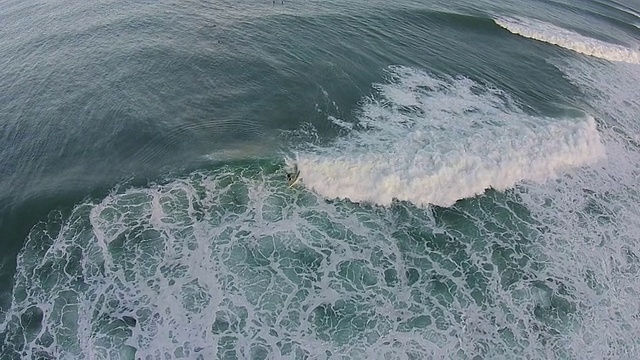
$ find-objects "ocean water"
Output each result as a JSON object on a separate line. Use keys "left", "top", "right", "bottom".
{"left": 0, "top": 0, "right": 639, "bottom": 359}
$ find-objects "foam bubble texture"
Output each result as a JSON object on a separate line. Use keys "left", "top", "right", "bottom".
{"left": 494, "top": 16, "right": 640, "bottom": 64}
{"left": 296, "top": 66, "right": 605, "bottom": 207}
{"left": 0, "top": 165, "right": 570, "bottom": 359}
{"left": 517, "top": 58, "right": 640, "bottom": 359}
{"left": 1, "top": 61, "right": 639, "bottom": 359}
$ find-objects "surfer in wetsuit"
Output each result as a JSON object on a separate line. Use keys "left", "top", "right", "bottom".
{"left": 286, "top": 165, "right": 300, "bottom": 187}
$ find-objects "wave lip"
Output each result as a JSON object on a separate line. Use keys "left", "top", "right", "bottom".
{"left": 295, "top": 66, "right": 606, "bottom": 208}
{"left": 494, "top": 16, "right": 640, "bottom": 64}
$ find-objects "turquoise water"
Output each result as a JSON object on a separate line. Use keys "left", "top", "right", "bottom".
{"left": 1, "top": 0, "right": 639, "bottom": 358}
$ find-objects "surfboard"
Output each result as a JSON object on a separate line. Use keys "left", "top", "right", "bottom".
{"left": 287, "top": 167, "right": 301, "bottom": 188}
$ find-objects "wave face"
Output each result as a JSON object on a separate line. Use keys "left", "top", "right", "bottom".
{"left": 494, "top": 16, "right": 640, "bottom": 64}
{"left": 295, "top": 66, "right": 605, "bottom": 207}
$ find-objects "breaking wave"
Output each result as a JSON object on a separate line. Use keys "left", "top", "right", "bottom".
{"left": 294, "top": 66, "right": 605, "bottom": 207}
{"left": 494, "top": 16, "right": 640, "bottom": 64}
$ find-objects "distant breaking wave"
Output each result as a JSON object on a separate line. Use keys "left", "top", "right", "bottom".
{"left": 294, "top": 66, "right": 606, "bottom": 207}
{"left": 494, "top": 16, "right": 640, "bottom": 64}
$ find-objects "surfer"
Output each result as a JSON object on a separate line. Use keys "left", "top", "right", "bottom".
{"left": 286, "top": 166, "right": 300, "bottom": 188}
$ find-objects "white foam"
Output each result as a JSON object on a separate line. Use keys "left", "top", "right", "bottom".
{"left": 2, "top": 64, "right": 638, "bottom": 360}
{"left": 516, "top": 58, "right": 640, "bottom": 359}
{"left": 1, "top": 163, "right": 576, "bottom": 359}
{"left": 328, "top": 115, "right": 354, "bottom": 130}
{"left": 295, "top": 66, "right": 606, "bottom": 207}
{"left": 494, "top": 16, "right": 640, "bottom": 64}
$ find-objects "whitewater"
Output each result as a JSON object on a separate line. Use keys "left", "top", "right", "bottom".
{"left": 294, "top": 66, "right": 605, "bottom": 207}
{"left": 494, "top": 16, "right": 640, "bottom": 64}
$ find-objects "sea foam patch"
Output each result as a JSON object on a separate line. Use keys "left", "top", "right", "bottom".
{"left": 516, "top": 59, "right": 640, "bottom": 359}
{"left": 0, "top": 164, "right": 566, "bottom": 359}
{"left": 494, "top": 16, "right": 640, "bottom": 64}
{"left": 294, "top": 66, "right": 605, "bottom": 207}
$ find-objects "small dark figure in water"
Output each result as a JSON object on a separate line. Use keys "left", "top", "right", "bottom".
{"left": 286, "top": 173, "right": 294, "bottom": 183}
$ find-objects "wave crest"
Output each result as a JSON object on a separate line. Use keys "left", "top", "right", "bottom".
{"left": 494, "top": 16, "right": 640, "bottom": 64}
{"left": 295, "top": 66, "right": 605, "bottom": 207}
